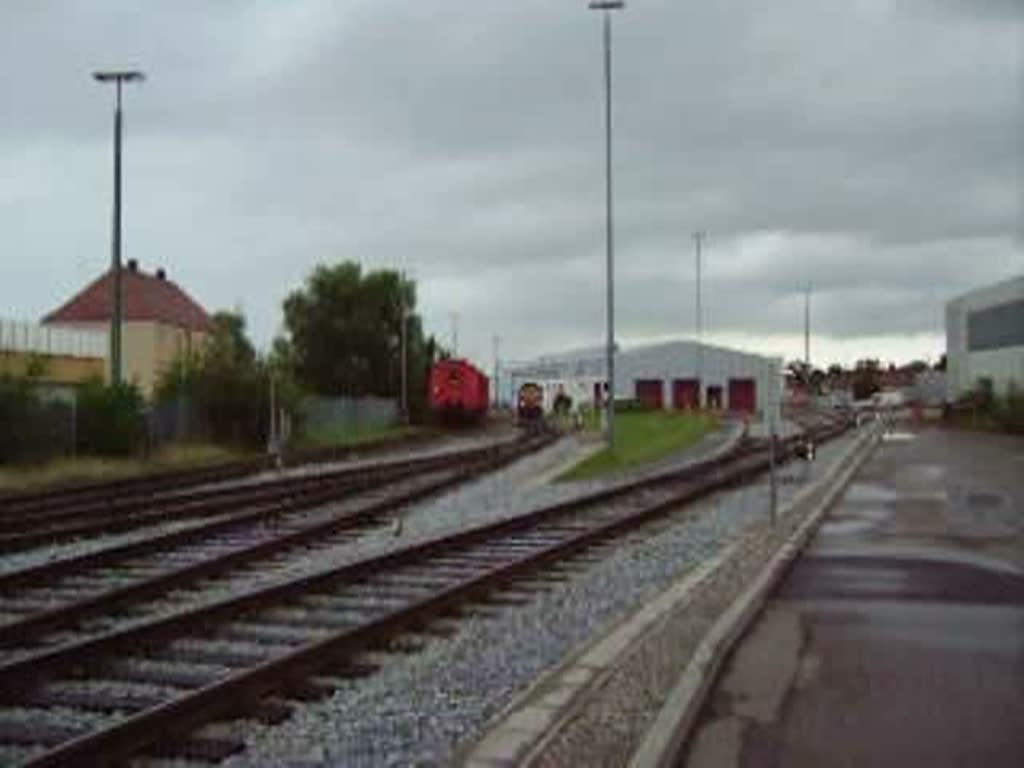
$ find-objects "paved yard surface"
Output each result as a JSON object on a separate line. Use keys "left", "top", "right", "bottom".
{"left": 685, "top": 427, "right": 1024, "bottom": 768}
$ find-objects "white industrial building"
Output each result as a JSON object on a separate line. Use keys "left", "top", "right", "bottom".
{"left": 945, "top": 275, "right": 1024, "bottom": 399}
{"left": 506, "top": 340, "right": 781, "bottom": 418}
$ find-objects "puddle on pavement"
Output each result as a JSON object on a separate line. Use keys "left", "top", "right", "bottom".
{"left": 881, "top": 431, "right": 917, "bottom": 442}
{"left": 851, "top": 602, "right": 1024, "bottom": 653}
{"left": 844, "top": 483, "right": 902, "bottom": 503}
{"left": 820, "top": 519, "right": 875, "bottom": 536}
{"left": 966, "top": 490, "right": 1006, "bottom": 510}
{"left": 902, "top": 463, "right": 946, "bottom": 487}
{"left": 860, "top": 507, "right": 893, "bottom": 522}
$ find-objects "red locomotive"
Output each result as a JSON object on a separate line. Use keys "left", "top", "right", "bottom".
{"left": 428, "top": 358, "right": 489, "bottom": 422}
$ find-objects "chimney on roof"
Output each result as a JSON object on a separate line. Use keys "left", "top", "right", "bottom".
{"left": 156, "top": 268, "right": 166, "bottom": 280}
{"left": 127, "top": 259, "right": 138, "bottom": 272}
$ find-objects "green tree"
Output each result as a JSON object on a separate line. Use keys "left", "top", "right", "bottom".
{"left": 0, "top": 371, "right": 48, "bottom": 463}
{"left": 851, "top": 359, "right": 881, "bottom": 400}
{"left": 281, "top": 261, "right": 441, "bottom": 415}
{"left": 809, "top": 367, "right": 826, "bottom": 394}
{"left": 76, "top": 378, "right": 147, "bottom": 456}
{"left": 156, "top": 311, "right": 273, "bottom": 448}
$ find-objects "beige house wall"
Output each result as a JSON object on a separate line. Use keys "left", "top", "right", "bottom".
{"left": 42, "top": 321, "right": 208, "bottom": 399}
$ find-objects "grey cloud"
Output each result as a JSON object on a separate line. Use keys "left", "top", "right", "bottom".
{"left": 0, "top": 0, "right": 1020, "bottom": 370}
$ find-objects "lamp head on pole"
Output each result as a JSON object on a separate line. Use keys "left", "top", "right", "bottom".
{"left": 92, "top": 70, "right": 146, "bottom": 83}
{"left": 588, "top": 0, "right": 624, "bottom": 8}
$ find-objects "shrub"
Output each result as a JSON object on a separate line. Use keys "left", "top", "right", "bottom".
{"left": 612, "top": 398, "right": 644, "bottom": 413}
{"left": 0, "top": 373, "right": 49, "bottom": 463}
{"left": 994, "top": 382, "right": 1024, "bottom": 434}
{"left": 958, "top": 378, "right": 1024, "bottom": 435}
{"left": 0, "top": 374, "right": 145, "bottom": 463}
{"left": 75, "top": 378, "right": 147, "bottom": 456}
{"left": 154, "top": 313, "right": 294, "bottom": 450}
{"left": 553, "top": 391, "right": 573, "bottom": 415}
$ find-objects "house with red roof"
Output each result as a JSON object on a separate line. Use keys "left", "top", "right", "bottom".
{"left": 42, "top": 260, "right": 213, "bottom": 397}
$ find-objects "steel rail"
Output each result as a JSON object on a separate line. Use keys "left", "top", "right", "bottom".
{"left": 0, "top": 434, "right": 553, "bottom": 648}
{"left": 0, "top": 435, "right": 538, "bottom": 553}
{"left": 0, "top": 430, "right": 444, "bottom": 517}
{"left": 0, "top": 419, "right": 851, "bottom": 766}
{"left": 0, "top": 436, "right": 503, "bottom": 531}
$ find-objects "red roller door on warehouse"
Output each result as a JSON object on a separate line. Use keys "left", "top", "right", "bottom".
{"left": 728, "top": 378, "right": 756, "bottom": 413}
{"left": 634, "top": 379, "right": 664, "bottom": 410}
{"left": 672, "top": 379, "right": 700, "bottom": 409}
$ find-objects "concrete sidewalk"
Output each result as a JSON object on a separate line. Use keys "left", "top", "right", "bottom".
{"left": 683, "top": 428, "right": 1024, "bottom": 768}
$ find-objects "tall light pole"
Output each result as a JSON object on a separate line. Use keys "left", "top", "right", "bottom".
{"left": 804, "top": 282, "right": 811, "bottom": 375}
{"left": 93, "top": 69, "right": 145, "bottom": 386}
{"left": 492, "top": 334, "right": 501, "bottom": 407}
{"left": 450, "top": 312, "right": 459, "bottom": 358}
{"left": 693, "top": 230, "right": 706, "bottom": 405}
{"left": 400, "top": 272, "right": 409, "bottom": 424}
{"left": 589, "top": 0, "right": 623, "bottom": 450}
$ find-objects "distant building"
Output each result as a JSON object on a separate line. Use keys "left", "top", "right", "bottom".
{"left": 42, "top": 260, "right": 212, "bottom": 397}
{"left": 911, "top": 369, "right": 948, "bottom": 407}
{"left": 506, "top": 339, "right": 781, "bottom": 418}
{"left": 945, "top": 275, "right": 1024, "bottom": 400}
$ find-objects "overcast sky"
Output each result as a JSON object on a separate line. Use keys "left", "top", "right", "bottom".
{"left": 2, "top": 0, "right": 1021, "bottom": 370}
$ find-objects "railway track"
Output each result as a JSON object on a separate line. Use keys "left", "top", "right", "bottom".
{"left": 0, "top": 434, "right": 535, "bottom": 554}
{"left": 0, "top": 418, "right": 852, "bottom": 766}
{"left": 0, "top": 433, "right": 555, "bottom": 653}
{"left": 0, "top": 430, "right": 443, "bottom": 519}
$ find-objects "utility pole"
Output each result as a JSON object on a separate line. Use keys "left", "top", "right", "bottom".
{"left": 693, "top": 230, "right": 706, "bottom": 405}
{"left": 589, "top": 0, "right": 624, "bottom": 451}
{"left": 804, "top": 282, "right": 811, "bottom": 374}
{"left": 400, "top": 274, "right": 409, "bottom": 424}
{"left": 492, "top": 334, "right": 501, "bottom": 407}
{"left": 450, "top": 312, "right": 459, "bottom": 358}
{"left": 768, "top": 361, "right": 778, "bottom": 525}
{"left": 803, "top": 282, "right": 815, "bottom": 460}
{"left": 769, "top": 411, "right": 778, "bottom": 525}
{"left": 93, "top": 69, "right": 144, "bottom": 386}
{"left": 268, "top": 372, "right": 279, "bottom": 464}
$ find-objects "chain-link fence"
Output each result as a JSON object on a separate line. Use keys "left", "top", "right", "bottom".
{"left": 147, "top": 396, "right": 206, "bottom": 447}
{"left": 301, "top": 395, "right": 398, "bottom": 437}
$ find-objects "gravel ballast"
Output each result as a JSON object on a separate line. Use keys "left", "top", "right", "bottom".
{"left": 218, "top": 429, "right": 858, "bottom": 767}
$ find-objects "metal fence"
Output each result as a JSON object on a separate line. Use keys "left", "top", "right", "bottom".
{"left": 0, "top": 399, "right": 76, "bottom": 463}
{"left": 302, "top": 396, "right": 398, "bottom": 436}
{"left": 147, "top": 396, "right": 205, "bottom": 447}
{"left": 0, "top": 318, "right": 106, "bottom": 359}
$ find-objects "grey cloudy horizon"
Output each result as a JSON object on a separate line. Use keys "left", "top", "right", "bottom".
{"left": 2, "top": 0, "right": 1021, "bottom": 370}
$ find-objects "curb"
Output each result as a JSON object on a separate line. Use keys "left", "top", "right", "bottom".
{"left": 456, "top": 423, "right": 872, "bottom": 768}
{"left": 627, "top": 425, "right": 881, "bottom": 768}
{"left": 456, "top": 541, "right": 742, "bottom": 768}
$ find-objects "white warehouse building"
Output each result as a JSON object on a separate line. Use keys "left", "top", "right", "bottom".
{"left": 506, "top": 340, "right": 781, "bottom": 418}
{"left": 946, "top": 275, "right": 1024, "bottom": 400}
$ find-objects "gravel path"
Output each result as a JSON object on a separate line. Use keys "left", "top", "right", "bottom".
{"left": 219, "top": 429, "right": 857, "bottom": 767}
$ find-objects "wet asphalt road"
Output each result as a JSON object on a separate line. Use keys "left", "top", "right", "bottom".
{"left": 684, "top": 427, "right": 1024, "bottom": 768}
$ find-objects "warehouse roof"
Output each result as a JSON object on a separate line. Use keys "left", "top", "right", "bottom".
{"left": 507, "top": 338, "right": 780, "bottom": 380}
{"left": 42, "top": 260, "right": 212, "bottom": 333}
